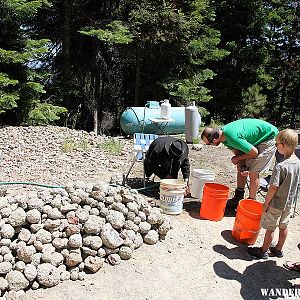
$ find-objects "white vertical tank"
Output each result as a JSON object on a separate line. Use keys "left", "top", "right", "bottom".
{"left": 160, "top": 99, "right": 171, "bottom": 119}
{"left": 185, "top": 101, "right": 201, "bottom": 143}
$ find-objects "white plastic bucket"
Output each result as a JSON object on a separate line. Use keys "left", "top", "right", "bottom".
{"left": 159, "top": 179, "right": 186, "bottom": 214}
{"left": 189, "top": 169, "right": 215, "bottom": 199}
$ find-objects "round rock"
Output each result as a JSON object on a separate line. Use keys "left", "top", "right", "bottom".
{"left": 37, "top": 263, "right": 60, "bottom": 287}
{"left": 8, "top": 208, "right": 26, "bottom": 227}
{"left": 5, "top": 270, "right": 29, "bottom": 291}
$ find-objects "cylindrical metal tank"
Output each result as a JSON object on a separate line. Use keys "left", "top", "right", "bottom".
{"left": 185, "top": 102, "right": 201, "bottom": 143}
{"left": 120, "top": 101, "right": 197, "bottom": 135}
{"left": 160, "top": 99, "right": 171, "bottom": 119}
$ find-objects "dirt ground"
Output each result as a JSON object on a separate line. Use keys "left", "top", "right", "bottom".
{"left": 22, "top": 140, "right": 300, "bottom": 300}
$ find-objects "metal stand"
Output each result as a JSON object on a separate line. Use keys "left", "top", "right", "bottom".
{"left": 148, "top": 118, "right": 175, "bottom": 135}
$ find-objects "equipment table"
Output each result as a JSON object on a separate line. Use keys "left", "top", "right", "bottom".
{"left": 148, "top": 118, "right": 175, "bottom": 135}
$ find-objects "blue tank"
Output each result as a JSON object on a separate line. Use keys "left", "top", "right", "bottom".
{"left": 120, "top": 101, "right": 199, "bottom": 135}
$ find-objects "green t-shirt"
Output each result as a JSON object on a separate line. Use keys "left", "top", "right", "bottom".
{"left": 222, "top": 119, "right": 278, "bottom": 153}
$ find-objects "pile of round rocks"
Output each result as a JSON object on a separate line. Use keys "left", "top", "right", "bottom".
{"left": 0, "top": 180, "right": 171, "bottom": 299}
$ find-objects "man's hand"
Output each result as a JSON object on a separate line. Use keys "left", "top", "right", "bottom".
{"left": 231, "top": 156, "right": 239, "bottom": 165}
{"left": 263, "top": 202, "right": 269, "bottom": 213}
{"left": 183, "top": 179, "right": 190, "bottom": 196}
{"left": 184, "top": 184, "right": 190, "bottom": 196}
{"left": 230, "top": 147, "right": 258, "bottom": 166}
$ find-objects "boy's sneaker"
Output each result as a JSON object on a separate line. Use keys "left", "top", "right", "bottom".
{"left": 269, "top": 246, "right": 283, "bottom": 258}
{"left": 247, "top": 247, "right": 269, "bottom": 259}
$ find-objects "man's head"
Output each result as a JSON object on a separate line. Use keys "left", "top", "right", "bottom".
{"left": 201, "top": 127, "right": 221, "bottom": 146}
{"left": 165, "top": 139, "right": 188, "bottom": 160}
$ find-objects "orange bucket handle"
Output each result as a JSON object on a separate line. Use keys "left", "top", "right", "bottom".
{"left": 237, "top": 218, "right": 261, "bottom": 234}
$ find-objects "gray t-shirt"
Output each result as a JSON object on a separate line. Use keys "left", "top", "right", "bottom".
{"left": 269, "top": 157, "right": 300, "bottom": 210}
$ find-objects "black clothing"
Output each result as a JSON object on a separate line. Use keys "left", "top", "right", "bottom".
{"left": 144, "top": 137, "right": 190, "bottom": 179}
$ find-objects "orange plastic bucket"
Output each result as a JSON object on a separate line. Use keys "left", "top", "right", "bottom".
{"left": 232, "top": 199, "right": 263, "bottom": 245}
{"left": 199, "top": 183, "right": 229, "bottom": 221}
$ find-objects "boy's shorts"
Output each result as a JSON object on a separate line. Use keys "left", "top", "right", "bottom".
{"left": 245, "top": 139, "right": 276, "bottom": 173}
{"left": 261, "top": 206, "right": 291, "bottom": 231}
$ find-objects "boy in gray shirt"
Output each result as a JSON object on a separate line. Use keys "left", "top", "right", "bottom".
{"left": 248, "top": 129, "right": 300, "bottom": 259}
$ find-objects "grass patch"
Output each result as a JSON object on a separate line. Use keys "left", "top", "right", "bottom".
{"left": 61, "top": 137, "right": 91, "bottom": 152}
{"left": 192, "top": 137, "right": 200, "bottom": 144}
{"left": 78, "top": 139, "right": 90, "bottom": 151}
{"left": 61, "top": 137, "right": 77, "bottom": 153}
{"left": 100, "top": 138, "right": 123, "bottom": 155}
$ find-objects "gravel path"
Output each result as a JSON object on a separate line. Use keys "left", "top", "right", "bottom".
{"left": 0, "top": 126, "right": 299, "bottom": 300}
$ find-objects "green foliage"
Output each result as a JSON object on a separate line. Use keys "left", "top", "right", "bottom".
{"left": 27, "top": 103, "right": 67, "bottom": 125}
{"left": 188, "top": 30, "right": 230, "bottom": 65}
{"left": 165, "top": 70, "right": 215, "bottom": 103}
{"left": 0, "top": 73, "right": 19, "bottom": 88}
{"left": 0, "top": 92, "right": 19, "bottom": 113}
{"left": 25, "top": 39, "right": 50, "bottom": 61}
{"left": 12, "top": 0, "right": 52, "bottom": 16}
{"left": 129, "top": 2, "right": 191, "bottom": 45}
{"left": 192, "top": 137, "right": 199, "bottom": 144}
{"left": 1, "top": 0, "right": 299, "bottom": 130}
{"left": 79, "top": 21, "right": 133, "bottom": 45}
{"left": 206, "top": 0, "right": 300, "bottom": 126}
{"left": 0, "top": 73, "right": 19, "bottom": 113}
{"left": 0, "top": 0, "right": 64, "bottom": 125}
{"left": 158, "top": 0, "right": 228, "bottom": 106}
{"left": 100, "top": 138, "right": 123, "bottom": 155}
{"left": 0, "top": 49, "right": 25, "bottom": 64}
{"left": 240, "top": 84, "right": 267, "bottom": 118}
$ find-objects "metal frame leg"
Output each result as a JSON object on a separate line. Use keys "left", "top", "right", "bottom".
{"left": 142, "top": 153, "right": 146, "bottom": 187}
{"left": 124, "top": 154, "right": 138, "bottom": 185}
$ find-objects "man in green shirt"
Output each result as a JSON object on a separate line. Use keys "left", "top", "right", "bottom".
{"left": 201, "top": 119, "right": 278, "bottom": 207}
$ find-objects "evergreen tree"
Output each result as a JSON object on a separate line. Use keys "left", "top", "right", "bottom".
{"left": 0, "top": 0, "right": 66, "bottom": 125}
{"left": 263, "top": 0, "right": 300, "bottom": 128}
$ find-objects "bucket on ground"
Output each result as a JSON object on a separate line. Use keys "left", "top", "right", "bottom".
{"left": 232, "top": 199, "right": 263, "bottom": 245}
{"left": 159, "top": 179, "right": 186, "bottom": 215}
{"left": 199, "top": 183, "right": 229, "bottom": 221}
{"left": 189, "top": 169, "right": 215, "bottom": 199}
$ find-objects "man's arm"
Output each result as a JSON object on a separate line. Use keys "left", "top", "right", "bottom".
{"left": 181, "top": 158, "right": 190, "bottom": 180}
{"left": 231, "top": 146, "right": 258, "bottom": 165}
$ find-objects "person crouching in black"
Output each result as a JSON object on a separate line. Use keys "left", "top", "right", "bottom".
{"left": 144, "top": 137, "right": 190, "bottom": 182}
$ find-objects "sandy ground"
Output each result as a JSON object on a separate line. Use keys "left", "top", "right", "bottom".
{"left": 21, "top": 140, "right": 300, "bottom": 300}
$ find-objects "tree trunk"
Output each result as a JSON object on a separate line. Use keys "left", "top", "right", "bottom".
{"left": 290, "top": 73, "right": 300, "bottom": 128}
{"left": 134, "top": 47, "right": 141, "bottom": 106}
{"left": 93, "top": 108, "right": 98, "bottom": 134}
{"left": 277, "top": 48, "right": 293, "bottom": 126}
{"left": 63, "top": 0, "right": 71, "bottom": 110}
{"left": 276, "top": 72, "right": 288, "bottom": 126}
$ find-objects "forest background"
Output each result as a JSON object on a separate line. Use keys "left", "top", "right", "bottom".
{"left": 0, "top": 0, "right": 299, "bottom": 134}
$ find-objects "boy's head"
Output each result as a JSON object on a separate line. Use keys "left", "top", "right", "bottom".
{"left": 276, "top": 129, "right": 299, "bottom": 150}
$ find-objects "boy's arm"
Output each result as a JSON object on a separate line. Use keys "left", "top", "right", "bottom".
{"left": 263, "top": 184, "right": 278, "bottom": 211}
{"left": 264, "top": 164, "right": 281, "bottom": 211}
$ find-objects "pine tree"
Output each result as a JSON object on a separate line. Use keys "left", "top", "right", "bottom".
{"left": 0, "top": 0, "right": 66, "bottom": 125}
